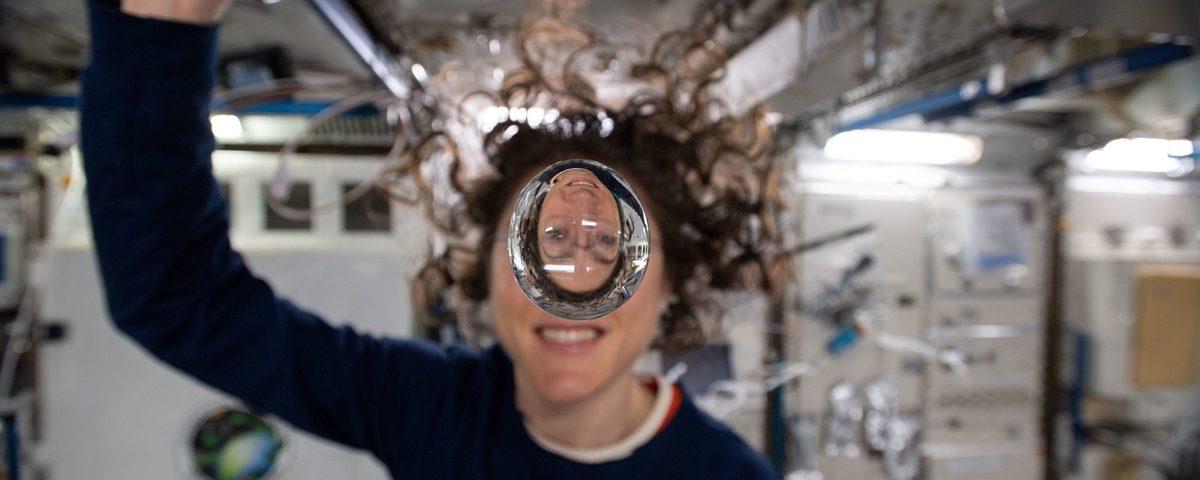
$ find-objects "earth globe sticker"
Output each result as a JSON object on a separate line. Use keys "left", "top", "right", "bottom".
{"left": 190, "top": 407, "right": 284, "bottom": 480}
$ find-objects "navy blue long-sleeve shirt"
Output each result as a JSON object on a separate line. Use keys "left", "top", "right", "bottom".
{"left": 79, "top": 2, "right": 775, "bottom": 478}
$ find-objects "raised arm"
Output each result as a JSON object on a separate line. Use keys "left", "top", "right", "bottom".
{"left": 79, "top": 0, "right": 461, "bottom": 466}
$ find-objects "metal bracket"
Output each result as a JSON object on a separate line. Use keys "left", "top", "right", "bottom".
{"left": 306, "top": 0, "right": 413, "bottom": 100}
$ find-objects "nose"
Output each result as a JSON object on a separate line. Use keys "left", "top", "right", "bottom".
{"left": 572, "top": 225, "right": 589, "bottom": 249}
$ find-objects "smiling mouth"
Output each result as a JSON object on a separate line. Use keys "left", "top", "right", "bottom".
{"left": 566, "top": 180, "right": 598, "bottom": 188}
{"left": 535, "top": 326, "right": 605, "bottom": 345}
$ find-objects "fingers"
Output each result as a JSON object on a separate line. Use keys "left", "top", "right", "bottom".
{"left": 120, "top": 0, "right": 233, "bottom": 25}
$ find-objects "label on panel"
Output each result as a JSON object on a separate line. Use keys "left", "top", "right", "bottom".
{"left": 1132, "top": 265, "right": 1200, "bottom": 387}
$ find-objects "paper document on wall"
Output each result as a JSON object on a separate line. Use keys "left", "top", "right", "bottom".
{"left": 958, "top": 201, "right": 1030, "bottom": 279}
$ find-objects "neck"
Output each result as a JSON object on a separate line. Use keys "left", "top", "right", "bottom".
{"left": 516, "top": 372, "right": 656, "bottom": 449}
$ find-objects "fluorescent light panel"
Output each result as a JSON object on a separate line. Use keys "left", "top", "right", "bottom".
{"left": 802, "top": 162, "right": 949, "bottom": 189}
{"left": 1081, "top": 138, "right": 1195, "bottom": 176}
{"left": 824, "top": 129, "right": 983, "bottom": 165}
{"left": 210, "top": 114, "right": 244, "bottom": 142}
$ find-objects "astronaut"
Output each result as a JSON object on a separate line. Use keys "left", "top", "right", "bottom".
{"left": 83, "top": 0, "right": 780, "bottom": 477}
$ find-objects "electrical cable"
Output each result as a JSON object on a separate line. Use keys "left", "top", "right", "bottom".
{"left": 0, "top": 132, "right": 52, "bottom": 401}
{"left": 266, "top": 89, "right": 411, "bottom": 221}
{"left": 695, "top": 318, "right": 967, "bottom": 419}
{"left": 2, "top": 414, "right": 17, "bottom": 480}
{"left": 0, "top": 275, "right": 41, "bottom": 480}
{"left": 213, "top": 76, "right": 373, "bottom": 109}
{"left": 0, "top": 289, "right": 38, "bottom": 402}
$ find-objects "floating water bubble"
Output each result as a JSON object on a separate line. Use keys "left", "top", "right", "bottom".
{"left": 508, "top": 160, "right": 650, "bottom": 320}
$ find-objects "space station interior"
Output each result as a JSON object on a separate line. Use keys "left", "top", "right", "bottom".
{"left": 0, "top": 0, "right": 1198, "bottom": 479}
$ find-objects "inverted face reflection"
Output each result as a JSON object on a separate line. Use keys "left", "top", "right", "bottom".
{"left": 507, "top": 159, "right": 650, "bottom": 320}
{"left": 536, "top": 168, "right": 621, "bottom": 294}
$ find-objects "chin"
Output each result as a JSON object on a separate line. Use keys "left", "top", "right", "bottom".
{"left": 533, "top": 368, "right": 607, "bottom": 405}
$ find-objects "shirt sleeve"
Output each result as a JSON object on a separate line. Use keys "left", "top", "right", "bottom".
{"left": 79, "top": 0, "right": 454, "bottom": 465}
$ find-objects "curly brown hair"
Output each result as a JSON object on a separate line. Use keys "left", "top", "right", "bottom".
{"left": 381, "top": 1, "right": 784, "bottom": 352}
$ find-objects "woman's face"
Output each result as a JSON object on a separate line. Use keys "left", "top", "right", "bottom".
{"left": 535, "top": 168, "right": 622, "bottom": 294}
{"left": 489, "top": 171, "right": 668, "bottom": 405}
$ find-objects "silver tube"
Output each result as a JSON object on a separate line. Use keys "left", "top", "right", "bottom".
{"left": 306, "top": 0, "right": 413, "bottom": 100}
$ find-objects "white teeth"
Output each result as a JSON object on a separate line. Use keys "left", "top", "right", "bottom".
{"left": 539, "top": 327, "right": 599, "bottom": 344}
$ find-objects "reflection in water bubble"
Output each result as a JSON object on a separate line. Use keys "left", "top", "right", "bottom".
{"left": 508, "top": 160, "right": 650, "bottom": 320}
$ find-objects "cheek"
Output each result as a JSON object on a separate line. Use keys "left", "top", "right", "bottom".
{"left": 488, "top": 241, "right": 532, "bottom": 325}
{"left": 613, "top": 245, "right": 669, "bottom": 347}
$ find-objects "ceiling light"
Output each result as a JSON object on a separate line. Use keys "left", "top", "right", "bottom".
{"left": 824, "top": 129, "right": 983, "bottom": 165}
{"left": 803, "top": 162, "right": 949, "bottom": 189}
{"left": 1081, "top": 138, "right": 1196, "bottom": 177}
{"left": 210, "top": 115, "right": 244, "bottom": 143}
{"left": 410, "top": 63, "right": 428, "bottom": 84}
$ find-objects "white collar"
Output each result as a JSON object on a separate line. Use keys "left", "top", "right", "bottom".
{"left": 525, "top": 376, "right": 674, "bottom": 464}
